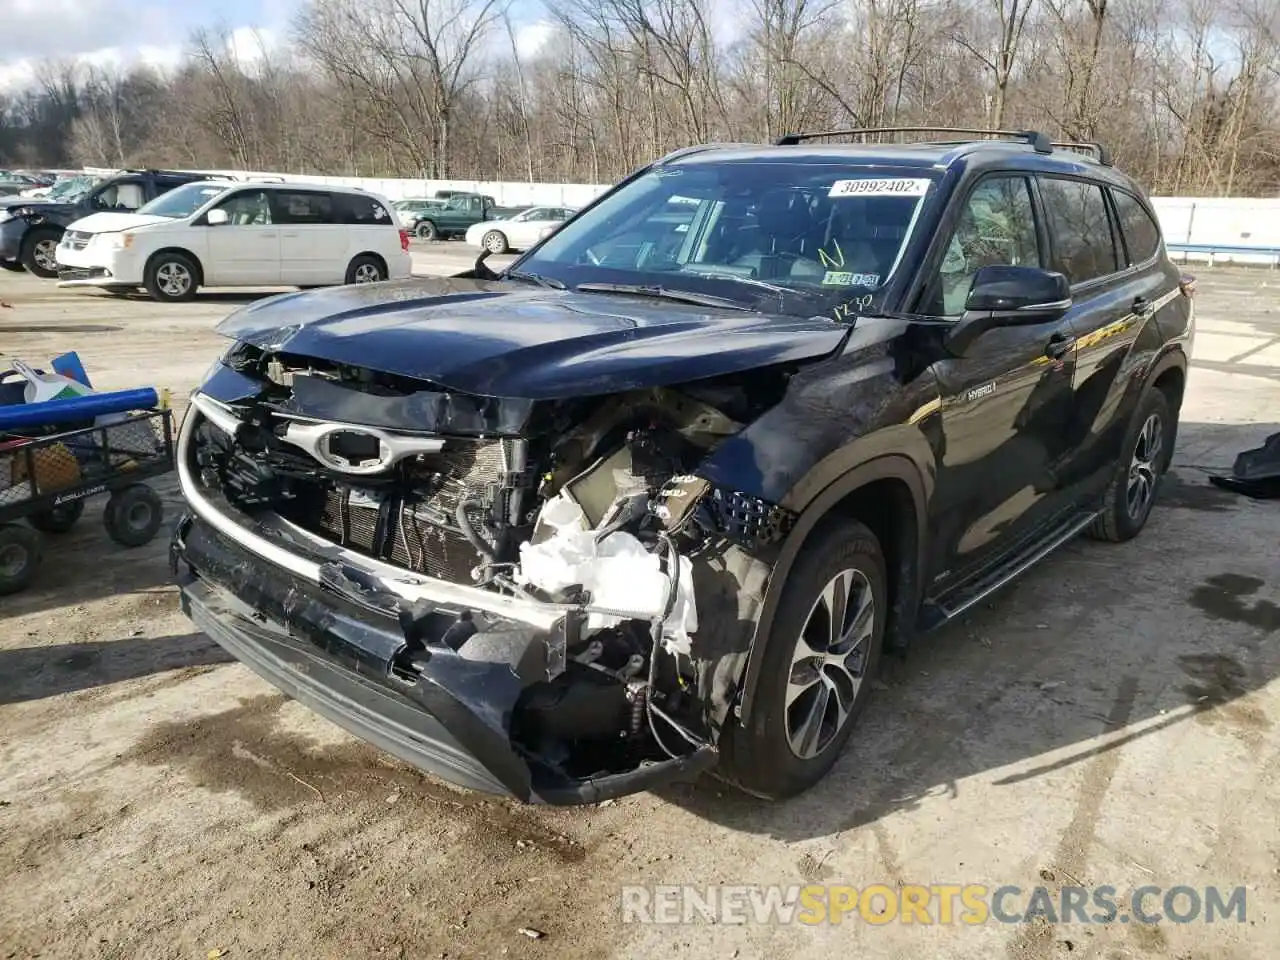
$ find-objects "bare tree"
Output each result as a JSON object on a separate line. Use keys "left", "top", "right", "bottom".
{"left": 952, "top": 0, "right": 1038, "bottom": 128}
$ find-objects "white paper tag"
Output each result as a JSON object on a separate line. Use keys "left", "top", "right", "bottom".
{"left": 828, "top": 178, "right": 931, "bottom": 198}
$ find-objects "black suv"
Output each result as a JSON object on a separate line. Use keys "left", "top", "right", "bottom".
{"left": 171, "top": 128, "right": 1192, "bottom": 804}
{"left": 0, "top": 169, "right": 226, "bottom": 277}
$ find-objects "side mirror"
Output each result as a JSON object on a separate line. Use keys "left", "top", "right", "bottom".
{"left": 206, "top": 208, "right": 230, "bottom": 226}
{"left": 946, "top": 265, "right": 1071, "bottom": 355}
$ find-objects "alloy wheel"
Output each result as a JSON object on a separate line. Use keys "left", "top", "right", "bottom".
{"left": 784, "top": 568, "right": 875, "bottom": 760}
{"left": 353, "top": 263, "right": 381, "bottom": 283}
{"left": 1126, "top": 412, "right": 1163, "bottom": 520}
{"left": 156, "top": 262, "right": 192, "bottom": 298}
{"left": 33, "top": 239, "right": 57, "bottom": 272}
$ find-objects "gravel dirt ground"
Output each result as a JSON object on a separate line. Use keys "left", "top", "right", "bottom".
{"left": 1, "top": 251, "right": 1277, "bottom": 960}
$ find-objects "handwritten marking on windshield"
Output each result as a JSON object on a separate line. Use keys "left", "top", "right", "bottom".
{"left": 831, "top": 294, "right": 874, "bottom": 322}
{"left": 818, "top": 239, "right": 845, "bottom": 270}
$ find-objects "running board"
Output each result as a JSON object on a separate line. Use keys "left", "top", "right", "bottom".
{"left": 919, "top": 510, "right": 1099, "bottom": 629}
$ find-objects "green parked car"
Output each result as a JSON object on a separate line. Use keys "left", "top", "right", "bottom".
{"left": 406, "top": 193, "right": 525, "bottom": 240}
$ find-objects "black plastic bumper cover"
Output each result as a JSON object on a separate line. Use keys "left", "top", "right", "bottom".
{"left": 173, "top": 513, "right": 717, "bottom": 804}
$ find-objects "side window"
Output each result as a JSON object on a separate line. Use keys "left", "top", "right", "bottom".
{"left": 1111, "top": 190, "right": 1162, "bottom": 265}
{"left": 1037, "top": 177, "right": 1119, "bottom": 284}
{"left": 271, "top": 191, "right": 334, "bottom": 225}
{"left": 932, "top": 176, "right": 1041, "bottom": 316}
{"left": 216, "top": 190, "right": 273, "bottom": 225}
{"left": 335, "top": 193, "right": 394, "bottom": 225}
{"left": 91, "top": 180, "right": 146, "bottom": 211}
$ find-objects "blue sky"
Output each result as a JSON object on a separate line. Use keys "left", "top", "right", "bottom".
{"left": 0, "top": 0, "right": 558, "bottom": 90}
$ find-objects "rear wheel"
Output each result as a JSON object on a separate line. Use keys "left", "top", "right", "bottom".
{"left": 29, "top": 500, "right": 85, "bottom": 534}
{"left": 721, "top": 519, "right": 886, "bottom": 799}
{"left": 144, "top": 252, "right": 198, "bottom": 302}
{"left": 416, "top": 220, "right": 438, "bottom": 240}
{"left": 0, "top": 523, "right": 42, "bottom": 596}
{"left": 1087, "top": 388, "right": 1174, "bottom": 542}
{"left": 345, "top": 255, "right": 386, "bottom": 284}
{"left": 20, "top": 227, "right": 61, "bottom": 278}
{"left": 104, "top": 484, "right": 164, "bottom": 547}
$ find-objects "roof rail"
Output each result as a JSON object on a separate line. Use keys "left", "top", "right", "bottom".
{"left": 773, "top": 126, "right": 1054, "bottom": 154}
{"left": 1050, "top": 140, "right": 1112, "bottom": 166}
{"left": 244, "top": 175, "right": 286, "bottom": 183}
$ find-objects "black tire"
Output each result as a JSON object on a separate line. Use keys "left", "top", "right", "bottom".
{"left": 0, "top": 523, "right": 42, "bottom": 596}
{"left": 416, "top": 220, "right": 438, "bottom": 240}
{"left": 482, "top": 230, "right": 509, "bottom": 254}
{"left": 345, "top": 255, "right": 386, "bottom": 285}
{"left": 1086, "top": 388, "right": 1174, "bottom": 543}
{"left": 29, "top": 500, "right": 85, "bottom": 534}
{"left": 720, "top": 518, "right": 887, "bottom": 800}
{"left": 0, "top": 258, "right": 24, "bottom": 273}
{"left": 103, "top": 484, "right": 164, "bottom": 547}
{"left": 99, "top": 284, "right": 135, "bottom": 297}
{"left": 20, "top": 227, "right": 61, "bottom": 278}
{"left": 143, "top": 252, "right": 199, "bottom": 302}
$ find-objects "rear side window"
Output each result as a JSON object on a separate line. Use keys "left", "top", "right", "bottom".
{"left": 1037, "top": 177, "right": 1119, "bottom": 285}
{"left": 335, "top": 193, "right": 394, "bottom": 226}
{"left": 271, "top": 191, "right": 334, "bottom": 225}
{"left": 1111, "top": 190, "right": 1162, "bottom": 265}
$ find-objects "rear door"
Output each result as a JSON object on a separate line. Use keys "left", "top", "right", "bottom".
{"left": 203, "top": 188, "right": 280, "bottom": 285}
{"left": 1034, "top": 176, "right": 1152, "bottom": 502}
{"left": 274, "top": 190, "right": 351, "bottom": 283}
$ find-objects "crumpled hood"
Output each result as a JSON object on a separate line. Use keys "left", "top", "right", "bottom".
{"left": 216, "top": 277, "right": 849, "bottom": 399}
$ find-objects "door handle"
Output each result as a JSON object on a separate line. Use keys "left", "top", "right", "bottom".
{"left": 1045, "top": 333, "right": 1076, "bottom": 359}
{"left": 1132, "top": 296, "right": 1154, "bottom": 317}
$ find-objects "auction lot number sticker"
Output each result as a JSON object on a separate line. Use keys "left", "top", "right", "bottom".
{"left": 828, "top": 178, "right": 931, "bottom": 198}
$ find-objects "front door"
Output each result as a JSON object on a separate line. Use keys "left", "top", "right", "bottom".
{"left": 922, "top": 174, "right": 1079, "bottom": 588}
{"left": 204, "top": 190, "right": 280, "bottom": 286}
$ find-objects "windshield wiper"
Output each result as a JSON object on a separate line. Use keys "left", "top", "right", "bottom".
{"left": 574, "top": 282, "right": 749, "bottom": 311}
{"left": 504, "top": 269, "right": 565, "bottom": 289}
{"left": 684, "top": 273, "right": 788, "bottom": 296}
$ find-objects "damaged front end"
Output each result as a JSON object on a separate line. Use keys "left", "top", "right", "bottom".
{"left": 173, "top": 343, "right": 796, "bottom": 803}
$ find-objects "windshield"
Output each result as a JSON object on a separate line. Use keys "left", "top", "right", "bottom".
{"left": 518, "top": 162, "right": 934, "bottom": 316}
{"left": 136, "top": 182, "right": 229, "bottom": 218}
{"left": 51, "top": 176, "right": 99, "bottom": 202}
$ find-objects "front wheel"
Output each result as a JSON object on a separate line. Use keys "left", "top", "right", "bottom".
{"left": 0, "top": 523, "right": 42, "bottom": 596}
{"left": 720, "top": 518, "right": 886, "bottom": 800}
{"left": 1087, "top": 388, "right": 1174, "bottom": 542}
{"left": 415, "top": 220, "right": 437, "bottom": 241}
{"left": 144, "top": 253, "right": 199, "bottom": 302}
{"left": 20, "top": 228, "right": 61, "bottom": 278}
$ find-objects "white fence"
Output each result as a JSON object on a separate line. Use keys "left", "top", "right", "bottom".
{"left": 185, "top": 170, "right": 612, "bottom": 209}
{"left": 99, "top": 166, "right": 1280, "bottom": 263}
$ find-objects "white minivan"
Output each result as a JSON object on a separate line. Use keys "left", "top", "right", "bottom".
{"left": 55, "top": 180, "right": 414, "bottom": 302}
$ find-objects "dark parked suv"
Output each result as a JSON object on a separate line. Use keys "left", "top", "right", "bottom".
{"left": 0, "top": 169, "right": 225, "bottom": 277}
{"left": 171, "top": 128, "right": 1193, "bottom": 804}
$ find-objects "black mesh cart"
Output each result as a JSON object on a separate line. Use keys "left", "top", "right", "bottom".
{"left": 0, "top": 409, "right": 175, "bottom": 595}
